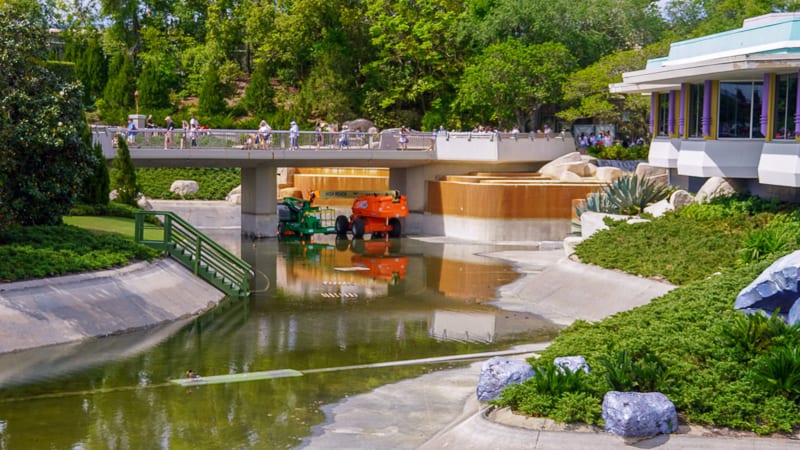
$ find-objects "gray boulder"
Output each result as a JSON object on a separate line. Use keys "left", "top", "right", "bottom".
{"left": 602, "top": 391, "right": 678, "bottom": 438}
{"left": 170, "top": 180, "right": 200, "bottom": 197}
{"left": 669, "top": 189, "right": 694, "bottom": 211}
{"left": 635, "top": 163, "right": 669, "bottom": 186}
{"left": 476, "top": 357, "right": 534, "bottom": 402}
{"left": 554, "top": 356, "right": 590, "bottom": 374}
{"left": 735, "top": 250, "right": 800, "bottom": 325}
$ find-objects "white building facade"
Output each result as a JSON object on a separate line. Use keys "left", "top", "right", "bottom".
{"left": 612, "top": 13, "right": 800, "bottom": 200}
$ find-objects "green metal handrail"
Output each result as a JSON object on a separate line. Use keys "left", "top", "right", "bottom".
{"left": 135, "top": 210, "right": 252, "bottom": 298}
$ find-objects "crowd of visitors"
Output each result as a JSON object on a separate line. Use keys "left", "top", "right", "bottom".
{"left": 120, "top": 116, "right": 585, "bottom": 151}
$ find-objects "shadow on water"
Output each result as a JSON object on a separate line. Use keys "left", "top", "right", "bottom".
{"left": 0, "top": 233, "right": 561, "bottom": 449}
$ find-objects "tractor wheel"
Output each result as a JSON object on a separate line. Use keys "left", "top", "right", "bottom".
{"left": 277, "top": 223, "right": 288, "bottom": 239}
{"left": 335, "top": 215, "right": 350, "bottom": 237}
{"left": 352, "top": 218, "right": 366, "bottom": 239}
{"left": 388, "top": 218, "right": 402, "bottom": 238}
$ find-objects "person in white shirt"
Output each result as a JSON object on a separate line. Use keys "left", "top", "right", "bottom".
{"left": 289, "top": 121, "right": 300, "bottom": 150}
{"left": 258, "top": 120, "right": 272, "bottom": 149}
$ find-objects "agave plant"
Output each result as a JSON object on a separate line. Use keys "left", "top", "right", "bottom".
{"left": 576, "top": 174, "right": 672, "bottom": 217}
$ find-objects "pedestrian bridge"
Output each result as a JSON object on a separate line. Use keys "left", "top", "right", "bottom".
{"left": 93, "top": 126, "right": 577, "bottom": 237}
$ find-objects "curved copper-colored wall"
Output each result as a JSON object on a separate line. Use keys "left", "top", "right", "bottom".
{"left": 427, "top": 179, "right": 604, "bottom": 219}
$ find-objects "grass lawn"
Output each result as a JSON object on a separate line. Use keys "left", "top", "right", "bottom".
{"left": 63, "top": 215, "right": 164, "bottom": 241}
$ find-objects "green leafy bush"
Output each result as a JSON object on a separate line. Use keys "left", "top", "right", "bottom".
{"left": 575, "top": 196, "right": 778, "bottom": 285}
{"left": 136, "top": 167, "right": 241, "bottom": 200}
{"left": 0, "top": 225, "right": 158, "bottom": 282}
{"left": 720, "top": 311, "right": 792, "bottom": 357}
{"left": 494, "top": 362, "right": 598, "bottom": 423}
{"left": 549, "top": 391, "right": 603, "bottom": 425}
{"left": 587, "top": 144, "right": 648, "bottom": 160}
{"left": 600, "top": 350, "right": 668, "bottom": 392}
{"left": 738, "top": 216, "right": 800, "bottom": 265}
{"left": 751, "top": 345, "right": 800, "bottom": 401}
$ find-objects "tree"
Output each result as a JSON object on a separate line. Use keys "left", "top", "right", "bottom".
{"left": 0, "top": 0, "right": 96, "bottom": 226}
{"left": 243, "top": 60, "right": 277, "bottom": 117}
{"left": 137, "top": 27, "right": 179, "bottom": 110}
{"left": 111, "top": 135, "right": 138, "bottom": 206}
{"left": 461, "top": 0, "right": 665, "bottom": 67}
{"left": 557, "top": 42, "right": 670, "bottom": 141}
{"left": 198, "top": 64, "right": 227, "bottom": 117}
{"left": 64, "top": 29, "right": 108, "bottom": 107}
{"left": 452, "top": 40, "right": 576, "bottom": 131}
{"left": 362, "top": 0, "right": 464, "bottom": 128}
{"left": 101, "top": 52, "right": 136, "bottom": 123}
{"left": 78, "top": 142, "right": 111, "bottom": 206}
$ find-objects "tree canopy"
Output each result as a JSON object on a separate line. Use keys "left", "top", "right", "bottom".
{"left": 38, "top": 0, "right": 800, "bottom": 132}
{"left": 0, "top": 0, "right": 95, "bottom": 227}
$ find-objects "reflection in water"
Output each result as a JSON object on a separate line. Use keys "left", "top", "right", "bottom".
{"left": 0, "top": 235, "right": 561, "bottom": 449}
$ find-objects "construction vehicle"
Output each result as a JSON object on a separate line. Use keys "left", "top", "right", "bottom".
{"left": 276, "top": 196, "right": 337, "bottom": 239}
{"left": 335, "top": 190, "right": 408, "bottom": 239}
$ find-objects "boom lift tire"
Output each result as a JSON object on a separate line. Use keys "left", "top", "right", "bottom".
{"left": 388, "top": 218, "right": 402, "bottom": 238}
{"left": 352, "top": 218, "right": 366, "bottom": 239}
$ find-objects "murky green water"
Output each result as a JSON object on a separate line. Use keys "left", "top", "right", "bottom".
{"left": 0, "top": 236, "right": 559, "bottom": 449}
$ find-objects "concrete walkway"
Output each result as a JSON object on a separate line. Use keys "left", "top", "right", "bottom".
{"left": 0, "top": 259, "right": 225, "bottom": 354}
{"left": 301, "top": 249, "right": 800, "bottom": 449}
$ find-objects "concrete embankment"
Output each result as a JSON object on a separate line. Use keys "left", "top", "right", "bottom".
{"left": 0, "top": 259, "right": 225, "bottom": 354}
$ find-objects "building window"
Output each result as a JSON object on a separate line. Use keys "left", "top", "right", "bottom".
{"left": 657, "top": 93, "right": 669, "bottom": 136}
{"left": 773, "top": 74, "right": 797, "bottom": 140}
{"left": 687, "top": 83, "right": 704, "bottom": 138}
{"left": 717, "top": 81, "right": 764, "bottom": 139}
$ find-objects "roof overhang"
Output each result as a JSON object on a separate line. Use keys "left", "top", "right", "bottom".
{"left": 612, "top": 53, "right": 800, "bottom": 94}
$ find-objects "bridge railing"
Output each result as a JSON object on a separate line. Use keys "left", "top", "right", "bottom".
{"left": 97, "top": 126, "right": 434, "bottom": 151}
{"left": 135, "top": 210, "right": 252, "bottom": 298}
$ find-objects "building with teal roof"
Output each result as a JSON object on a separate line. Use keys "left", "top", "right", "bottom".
{"left": 611, "top": 12, "right": 800, "bottom": 198}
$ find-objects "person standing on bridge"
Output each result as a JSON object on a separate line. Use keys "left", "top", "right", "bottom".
{"left": 258, "top": 120, "right": 272, "bottom": 149}
{"left": 290, "top": 120, "right": 300, "bottom": 150}
{"left": 164, "top": 116, "right": 175, "bottom": 149}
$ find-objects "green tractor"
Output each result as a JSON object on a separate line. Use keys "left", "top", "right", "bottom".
{"left": 276, "top": 197, "right": 339, "bottom": 239}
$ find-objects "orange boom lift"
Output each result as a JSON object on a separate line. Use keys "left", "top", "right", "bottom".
{"left": 335, "top": 190, "right": 408, "bottom": 239}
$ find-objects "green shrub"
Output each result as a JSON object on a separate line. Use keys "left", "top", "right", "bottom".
{"left": 599, "top": 350, "right": 668, "bottom": 392}
{"left": 751, "top": 345, "right": 800, "bottom": 401}
{"left": 587, "top": 144, "right": 648, "bottom": 160}
{"left": 136, "top": 167, "right": 241, "bottom": 200}
{"left": 549, "top": 391, "right": 603, "bottom": 425}
{"left": 0, "top": 225, "right": 158, "bottom": 282}
{"left": 493, "top": 362, "right": 595, "bottom": 421}
{"left": 720, "top": 311, "right": 791, "bottom": 357}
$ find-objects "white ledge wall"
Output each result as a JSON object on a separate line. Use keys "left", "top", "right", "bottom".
{"left": 648, "top": 139, "right": 681, "bottom": 168}
{"left": 677, "top": 140, "right": 762, "bottom": 178}
{"left": 759, "top": 142, "right": 800, "bottom": 187}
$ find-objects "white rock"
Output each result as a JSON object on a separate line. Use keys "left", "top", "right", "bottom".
{"left": 170, "top": 180, "right": 200, "bottom": 197}
{"left": 695, "top": 177, "right": 737, "bottom": 203}
{"left": 643, "top": 199, "right": 672, "bottom": 218}
{"left": 595, "top": 166, "right": 624, "bottom": 183}
{"left": 226, "top": 185, "right": 242, "bottom": 204}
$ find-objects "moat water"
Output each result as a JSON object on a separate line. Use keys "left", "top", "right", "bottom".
{"left": 0, "top": 234, "right": 561, "bottom": 449}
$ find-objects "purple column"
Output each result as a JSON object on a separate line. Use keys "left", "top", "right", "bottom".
{"left": 679, "top": 84, "right": 686, "bottom": 136}
{"left": 702, "top": 80, "right": 712, "bottom": 137}
{"left": 795, "top": 70, "right": 800, "bottom": 137}
{"left": 650, "top": 94, "right": 655, "bottom": 136}
{"left": 761, "top": 73, "right": 770, "bottom": 137}
{"left": 668, "top": 91, "right": 675, "bottom": 135}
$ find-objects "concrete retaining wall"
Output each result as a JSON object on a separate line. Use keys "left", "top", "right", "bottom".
{"left": 0, "top": 259, "right": 226, "bottom": 354}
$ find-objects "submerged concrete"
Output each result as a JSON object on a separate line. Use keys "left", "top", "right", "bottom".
{"left": 0, "top": 259, "right": 225, "bottom": 354}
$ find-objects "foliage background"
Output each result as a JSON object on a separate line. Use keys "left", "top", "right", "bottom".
{"left": 49, "top": 0, "right": 792, "bottom": 139}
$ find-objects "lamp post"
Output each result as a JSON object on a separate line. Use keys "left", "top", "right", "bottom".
{"left": 134, "top": 90, "right": 139, "bottom": 115}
